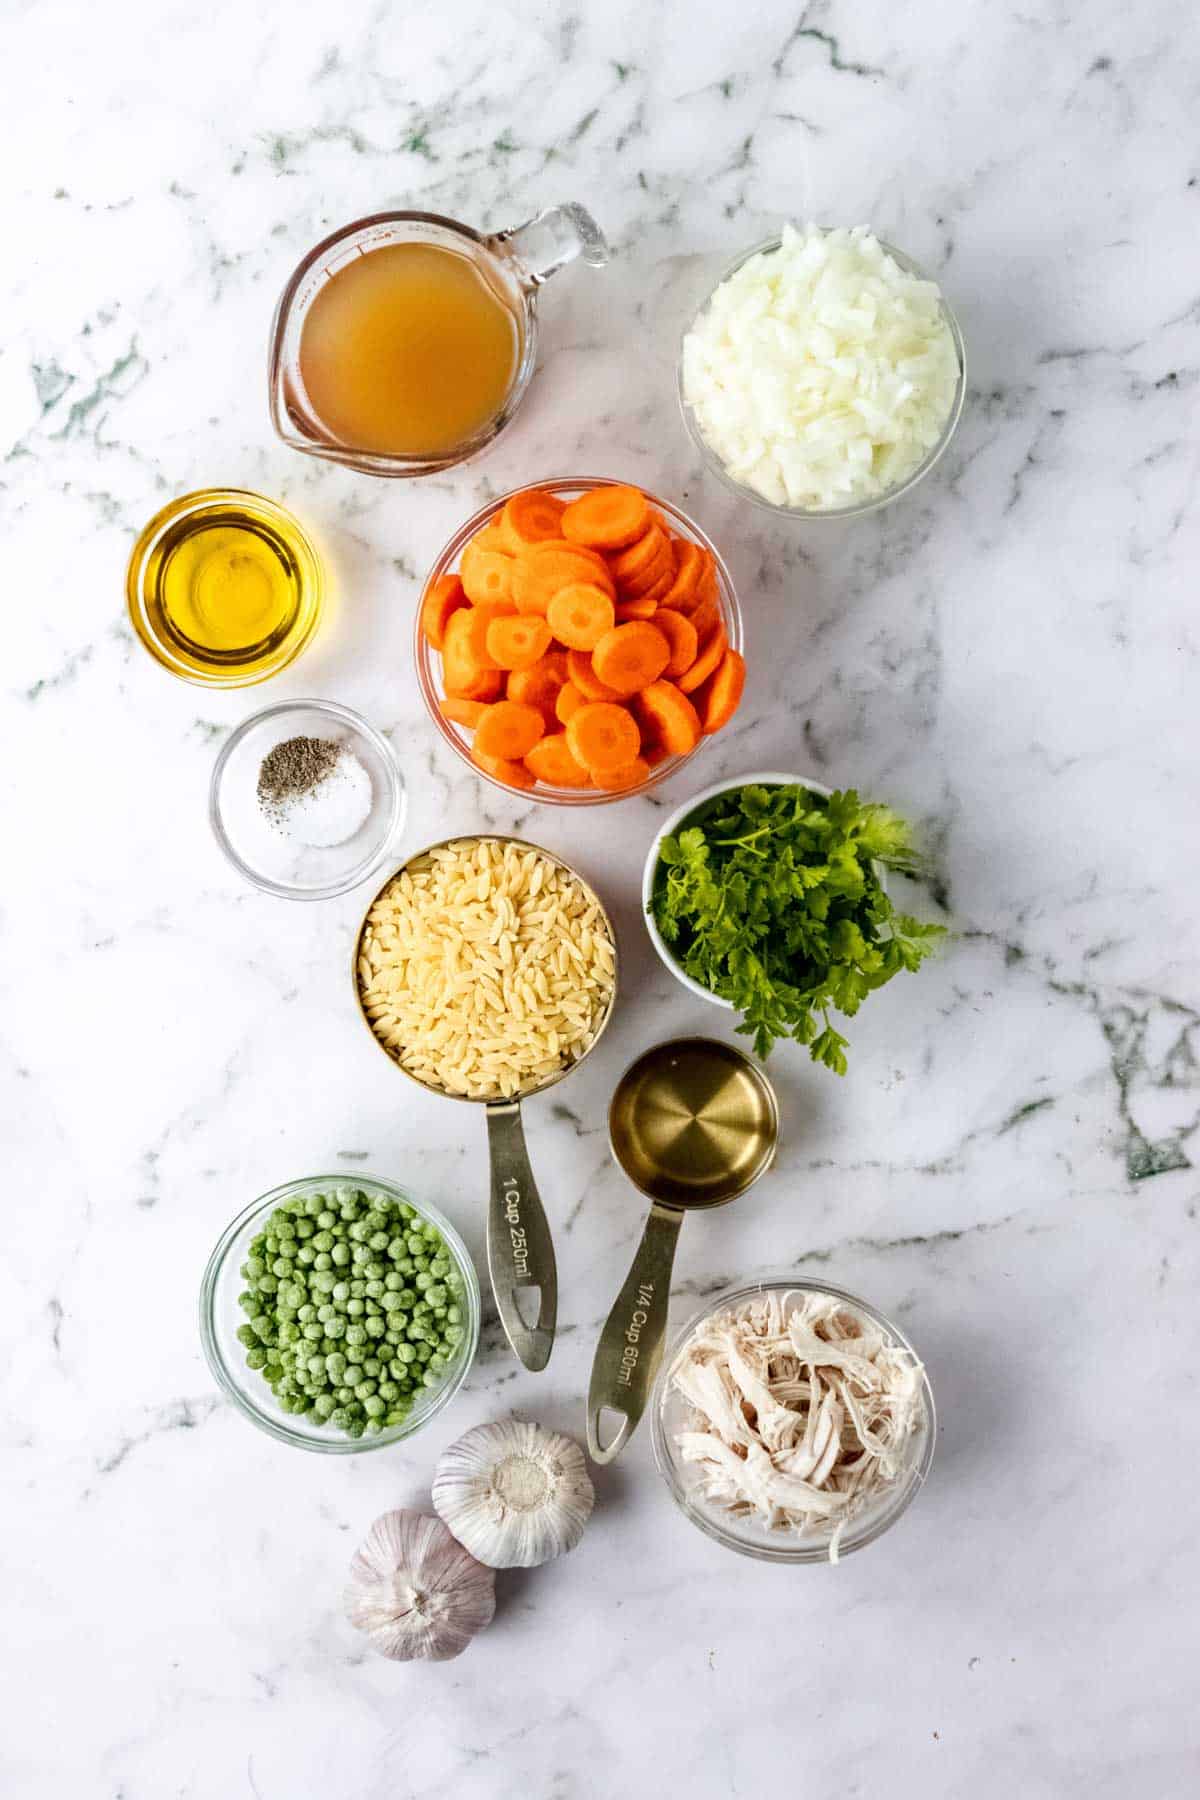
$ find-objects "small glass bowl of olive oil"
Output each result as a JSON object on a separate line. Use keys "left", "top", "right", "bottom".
{"left": 126, "top": 489, "right": 323, "bottom": 686}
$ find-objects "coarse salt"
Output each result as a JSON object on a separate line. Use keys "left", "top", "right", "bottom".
{"left": 265, "top": 748, "right": 373, "bottom": 848}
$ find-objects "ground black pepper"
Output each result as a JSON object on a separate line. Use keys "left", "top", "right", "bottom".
{"left": 257, "top": 735, "right": 340, "bottom": 820}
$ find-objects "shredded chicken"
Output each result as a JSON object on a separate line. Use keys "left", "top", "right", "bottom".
{"left": 669, "top": 1289, "right": 926, "bottom": 1555}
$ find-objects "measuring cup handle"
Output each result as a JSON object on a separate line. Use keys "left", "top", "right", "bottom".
{"left": 485, "top": 1102, "right": 557, "bottom": 1372}
{"left": 586, "top": 1203, "right": 683, "bottom": 1464}
{"left": 490, "top": 204, "right": 610, "bottom": 284}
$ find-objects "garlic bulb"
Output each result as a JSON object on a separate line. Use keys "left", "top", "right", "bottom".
{"left": 344, "top": 1510, "right": 495, "bottom": 1662}
{"left": 433, "top": 1419, "right": 594, "bottom": 1569}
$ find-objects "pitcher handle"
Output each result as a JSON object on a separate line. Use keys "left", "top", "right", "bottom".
{"left": 490, "top": 204, "right": 610, "bottom": 285}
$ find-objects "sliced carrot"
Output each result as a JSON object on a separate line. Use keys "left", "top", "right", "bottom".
{"left": 471, "top": 747, "right": 536, "bottom": 791}
{"left": 696, "top": 648, "right": 746, "bottom": 735}
{"left": 608, "top": 524, "right": 666, "bottom": 586}
{"left": 524, "top": 731, "right": 592, "bottom": 788}
{"left": 560, "top": 484, "right": 650, "bottom": 551}
{"left": 566, "top": 647, "right": 623, "bottom": 702}
{"left": 677, "top": 623, "right": 728, "bottom": 695}
{"left": 591, "top": 621, "right": 671, "bottom": 695}
{"left": 473, "top": 699, "right": 545, "bottom": 762}
{"left": 442, "top": 606, "right": 502, "bottom": 697}
{"left": 472, "top": 519, "right": 511, "bottom": 555}
{"left": 511, "top": 540, "right": 614, "bottom": 616}
{"left": 439, "top": 696, "right": 490, "bottom": 729}
{"left": 642, "top": 742, "right": 670, "bottom": 769}
{"left": 547, "top": 582, "right": 616, "bottom": 651}
{"left": 685, "top": 585, "right": 721, "bottom": 646}
{"left": 420, "top": 574, "right": 468, "bottom": 650}
{"left": 654, "top": 608, "right": 699, "bottom": 679}
{"left": 460, "top": 539, "right": 515, "bottom": 607}
{"left": 498, "top": 488, "right": 567, "bottom": 555}
{"left": 631, "top": 564, "right": 676, "bottom": 608}
{"left": 619, "top": 547, "right": 673, "bottom": 600}
{"left": 634, "top": 679, "right": 701, "bottom": 756}
{"left": 614, "top": 595, "right": 659, "bottom": 622}
{"left": 590, "top": 756, "right": 650, "bottom": 792}
{"left": 507, "top": 649, "right": 569, "bottom": 730}
{"left": 656, "top": 539, "right": 704, "bottom": 613}
{"left": 486, "top": 613, "right": 553, "bottom": 672}
{"left": 566, "top": 701, "right": 641, "bottom": 774}
{"left": 554, "top": 681, "right": 587, "bottom": 724}
{"left": 694, "top": 550, "right": 719, "bottom": 607}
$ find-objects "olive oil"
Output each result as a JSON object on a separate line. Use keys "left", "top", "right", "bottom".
{"left": 297, "top": 242, "right": 522, "bottom": 458}
{"left": 127, "top": 490, "right": 323, "bottom": 686}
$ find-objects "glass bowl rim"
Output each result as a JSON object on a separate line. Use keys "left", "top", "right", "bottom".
{"left": 208, "top": 697, "right": 407, "bottom": 901}
{"left": 126, "top": 487, "right": 324, "bottom": 687}
{"left": 677, "top": 230, "right": 967, "bottom": 521}
{"left": 198, "top": 1172, "right": 481, "bottom": 1453}
{"left": 650, "top": 1276, "right": 936, "bottom": 1562}
{"left": 413, "top": 476, "right": 744, "bottom": 806}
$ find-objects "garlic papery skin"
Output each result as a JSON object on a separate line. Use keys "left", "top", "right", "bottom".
{"left": 344, "top": 1510, "right": 495, "bottom": 1662}
{"left": 432, "top": 1419, "right": 595, "bottom": 1569}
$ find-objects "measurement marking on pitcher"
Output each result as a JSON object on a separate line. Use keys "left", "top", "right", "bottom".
{"left": 617, "top": 1283, "right": 654, "bottom": 1388}
{"left": 503, "top": 1178, "right": 529, "bottom": 1278}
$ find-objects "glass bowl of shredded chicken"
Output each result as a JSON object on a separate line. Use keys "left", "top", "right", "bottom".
{"left": 651, "top": 1281, "right": 934, "bottom": 1562}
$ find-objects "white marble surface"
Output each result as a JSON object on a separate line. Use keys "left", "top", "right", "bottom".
{"left": 4, "top": 0, "right": 1199, "bottom": 1793}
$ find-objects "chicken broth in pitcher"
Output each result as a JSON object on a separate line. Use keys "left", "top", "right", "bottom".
{"left": 297, "top": 241, "right": 523, "bottom": 458}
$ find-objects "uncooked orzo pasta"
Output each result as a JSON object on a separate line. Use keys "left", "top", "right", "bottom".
{"left": 357, "top": 838, "right": 615, "bottom": 1100}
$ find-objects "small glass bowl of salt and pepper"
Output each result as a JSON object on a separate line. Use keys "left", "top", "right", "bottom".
{"left": 210, "top": 700, "right": 406, "bottom": 900}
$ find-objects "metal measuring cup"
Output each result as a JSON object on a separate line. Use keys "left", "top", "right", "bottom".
{"left": 586, "top": 1038, "right": 778, "bottom": 1462}
{"left": 353, "top": 835, "right": 618, "bottom": 1373}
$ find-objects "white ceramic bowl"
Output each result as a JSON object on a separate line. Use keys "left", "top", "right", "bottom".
{"left": 642, "top": 770, "right": 833, "bottom": 1005}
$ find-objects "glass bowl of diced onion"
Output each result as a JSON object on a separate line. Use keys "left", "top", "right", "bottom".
{"left": 651, "top": 1278, "right": 936, "bottom": 1562}
{"left": 678, "top": 229, "right": 966, "bottom": 520}
{"left": 414, "top": 478, "right": 744, "bottom": 806}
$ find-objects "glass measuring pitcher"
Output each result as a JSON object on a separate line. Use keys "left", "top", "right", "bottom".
{"left": 268, "top": 205, "right": 608, "bottom": 477}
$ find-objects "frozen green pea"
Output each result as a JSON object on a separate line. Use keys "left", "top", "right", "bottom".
{"left": 331, "top": 1242, "right": 351, "bottom": 1266}
{"left": 344, "top": 1364, "right": 363, "bottom": 1387}
{"left": 317, "top": 1210, "right": 336, "bottom": 1230}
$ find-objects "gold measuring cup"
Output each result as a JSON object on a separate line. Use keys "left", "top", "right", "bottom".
{"left": 353, "top": 836, "right": 618, "bottom": 1373}
{"left": 586, "top": 1038, "right": 778, "bottom": 1462}
{"left": 270, "top": 205, "right": 609, "bottom": 477}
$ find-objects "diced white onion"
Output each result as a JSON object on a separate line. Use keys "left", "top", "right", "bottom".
{"left": 682, "top": 223, "right": 960, "bottom": 512}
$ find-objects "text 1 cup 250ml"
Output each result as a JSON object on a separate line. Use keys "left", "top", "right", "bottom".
{"left": 352, "top": 838, "right": 619, "bottom": 1372}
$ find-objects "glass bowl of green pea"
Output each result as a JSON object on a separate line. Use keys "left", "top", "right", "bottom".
{"left": 199, "top": 1174, "right": 481, "bottom": 1452}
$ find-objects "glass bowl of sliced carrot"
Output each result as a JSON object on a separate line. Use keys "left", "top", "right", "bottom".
{"left": 414, "top": 478, "right": 746, "bottom": 804}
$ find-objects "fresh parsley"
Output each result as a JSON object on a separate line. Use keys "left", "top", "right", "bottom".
{"left": 649, "top": 784, "right": 945, "bottom": 1071}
